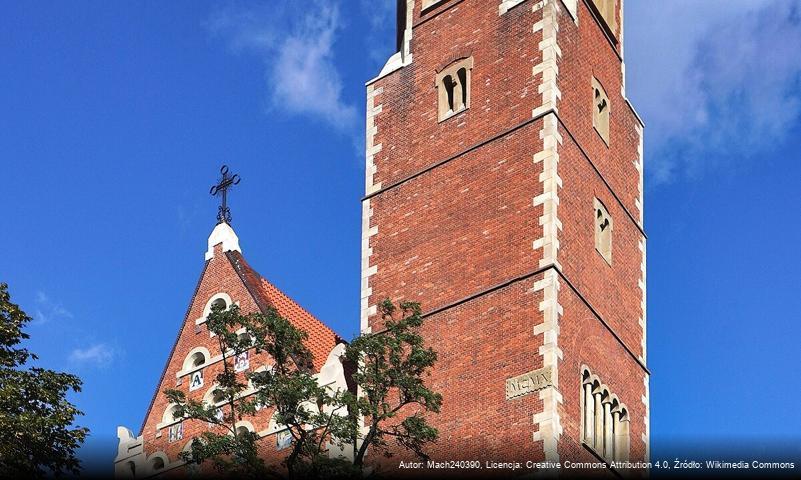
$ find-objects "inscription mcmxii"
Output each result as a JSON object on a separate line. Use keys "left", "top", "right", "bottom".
{"left": 505, "top": 366, "right": 553, "bottom": 400}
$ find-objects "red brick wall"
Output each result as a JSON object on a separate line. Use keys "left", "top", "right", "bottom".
{"left": 369, "top": 280, "right": 548, "bottom": 471}
{"left": 553, "top": 0, "right": 648, "bottom": 462}
{"left": 365, "top": 0, "right": 647, "bottom": 467}
{"left": 371, "top": 0, "right": 541, "bottom": 189}
{"left": 368, "top": 121, "right": 545, "bottom": 328}
{"left": 557, "top": 0, "right": 642, "bottom": 218}
{"left": 558, "top": 285, "right": 648, "bottom": 467}
{"left": 367, "top": 0, "right": 549, "bottom": 463}
{"left": 558, "top": 134, "right": 643, "bottom": 358}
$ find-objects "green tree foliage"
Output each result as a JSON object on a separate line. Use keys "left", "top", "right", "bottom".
{"left": 344, "top": 299, "right": 441, "bottom": 467}
{"left": 165, "top": 299, "right": 441, "bottom": 479}
{"left": 165, "top": 303, "right": 354, "bottom": 479}
{"left": 0, "top": 283, "right": 88, "bottom": 477}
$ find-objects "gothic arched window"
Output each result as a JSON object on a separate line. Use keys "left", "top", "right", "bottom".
{"left": 581, "top": 367, "right": 630, "bottom": 462}
{"left": 150, "top": 457, "right": 165, "bottom": 471}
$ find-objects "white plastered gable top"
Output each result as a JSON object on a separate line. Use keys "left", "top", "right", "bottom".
{"left": 205, "top": 222, "right": 242, "bottom": 260}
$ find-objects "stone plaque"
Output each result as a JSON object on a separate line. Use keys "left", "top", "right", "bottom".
{"left": 505, "top": 366, "right": 553, "bottom": 400}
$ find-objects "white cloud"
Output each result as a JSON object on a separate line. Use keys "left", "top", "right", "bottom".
{"left": 626, "top": 0, "right": 801, "bottom": 183}
{"left": 32, "top": 290, "right": 73, "bottom": 325}
{"left": 68, "top": 343, "right": 116, "bottom": 368}
{"left": 208, "top": 0, "right": 357, "bottom": 132}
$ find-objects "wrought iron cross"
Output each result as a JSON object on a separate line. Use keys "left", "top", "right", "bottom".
{"left": 209, "top": 165, "right": 241, "bottom": 224}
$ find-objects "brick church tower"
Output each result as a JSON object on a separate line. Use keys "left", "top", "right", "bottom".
{"left": 362, "top": 0, "right": 648, "bottom": 469}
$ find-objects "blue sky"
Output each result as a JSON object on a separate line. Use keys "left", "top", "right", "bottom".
{"left": 1, "top": 0, "right": 799, "bottom": 470}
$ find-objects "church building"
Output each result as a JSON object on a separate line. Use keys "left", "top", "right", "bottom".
{"left": 114, "top": 170, "right": 352, "bottom": 477}
{"left": 116, "top": 0, "right": 647, "bottom": 476}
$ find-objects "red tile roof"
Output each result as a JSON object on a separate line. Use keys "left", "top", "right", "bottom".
{"left": 226, "top": 251, "right": 343, "bottom": 372}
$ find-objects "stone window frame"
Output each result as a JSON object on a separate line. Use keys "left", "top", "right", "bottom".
{"left": 580, "top": 367, "right": 630, "bottom": 462}
{"left": 499, "top": 0, "right": 526, "bottom": 15}
{"left": 589, "top": 0, "right": 618, "bottom": 37}
{"left": 436, "top": 57, "right": 474, "bottom": 122}
{"left": 233, "top": 420, "right": 256, "bottom": 437}
{"left": 176, "top": 328, "right": 259, "bottom": 380}
{"left": 146, "top": 452, "right": 169, "bottom": 474}
{"left": 422, "top": 0, "right": 448, "bottom": 11}
{"left": 183, "top": 441, "right": 201, "bottom": 474}
{"left": 178, "top": 346, "right": 211, "bottom": 377}
{"left": 203, "top": 384, "right": 227, "bottom": 406}
{"left": 194, "top": 292, "right": 236, "bottom": 326}
{"left": 592, "top": 77, "right": 611, "bottom": 145}
{"left": 594, "top": 198, "right": 613, "bottom": 265}
{"left": 157, "top": 404, "right": 183, "bottom": 430}
{"left": 262, "top": 412, "right": 289, "bottom": 437}
{"left": 201, "top": 365, "right": 274, "bottom": 414}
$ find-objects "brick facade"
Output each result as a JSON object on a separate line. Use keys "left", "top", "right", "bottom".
{"left": 362, "top": 0, "right": 648, "bottom": 473}
{"left": 116, "top": 0, "right": 648, "bottom": 476}
{"left": 114, "top": 226, "right": 346, "bottom": 478}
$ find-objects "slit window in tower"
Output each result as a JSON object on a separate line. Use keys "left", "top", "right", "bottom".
{"left": 592, "top": 77, "right": 611, "bottom": 144}
{"left": 436, "top": 57, "right": 473, "bottom": 122}
{"left": 594, "top": 198, "right": 613, "bottom": 265}
{"left": 591, "top": 0, "right": 618, "bottom": 36}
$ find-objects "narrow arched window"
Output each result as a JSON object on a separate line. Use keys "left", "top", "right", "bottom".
{"left": 436, "top": 57, "right": 474, "bottom": 122}
{"left": 594, "top": 198, "right": 613, "bottom": 265}
{"left": 581, "top": 367, "right": 630, "bottom": 462}
{"left": 191, "top": 351, "right": 205, "bottom": 367}
{"left": 590, "top": 0, "right": 618, "bottom": 35}
{"left": 211, "top": 298, "right": 227, "bottom": 311}
{"left": 163, "top": 404, "right": 179, "bottom": 423}
{"left": 151, "top": 457, "right": 165, "bottom": 470}
{"left": 592, "top": 77, "right": 610, "bottom": 144}
{"left": 457, "top": 67, "right": 468, "bottom": 109}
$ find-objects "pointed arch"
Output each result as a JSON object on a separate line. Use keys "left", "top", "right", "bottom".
{"left": 580, "top": 366, "right": 630, "bottom": 462}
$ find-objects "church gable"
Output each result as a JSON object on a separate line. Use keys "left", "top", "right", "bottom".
{"left": 128, "top": 223, "right": 343, "bottom": 475}
{"left": 225, "top": 250, "right": 342, "bottom": 373}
